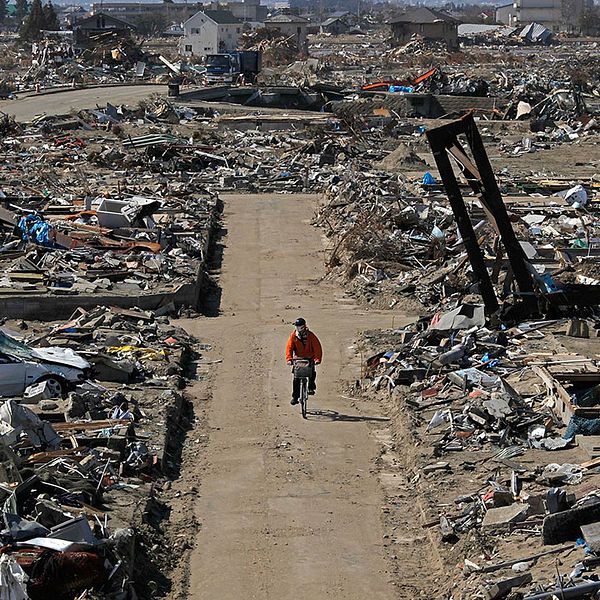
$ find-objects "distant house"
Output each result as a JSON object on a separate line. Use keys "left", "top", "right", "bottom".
{"left": 327, "top": 10, "right": 358, "bottom": 26}
{"left": 180, "top": 10, "right": 242, "bottom": 57}
{"left": 164, "top": 22, "right": 185, "bottom": 37}
{"left": 329, "top": 10, "right": 354, "bottom": 20}
{"left": 390, "top": 7, "right": 460, "bottom": 49}
{"left": 496, "top": 2, "right": 516, "bottom": 25}
{"left": 72, "top": 12, "right": 136, "bottom": 46}
{"left": 62, "top": 6, "right": 88, "bottom": 28}
{"left": 211, "top": 0, "right": 269, "bottom": 23}
{"left": 321, "top": 16, "right": 349, "bottom": 35}
{"left": 264, "top": 13, "right": 309, "bottom": 51}
{"left": 73, "top": 12, "right": 136, "bottom": 33}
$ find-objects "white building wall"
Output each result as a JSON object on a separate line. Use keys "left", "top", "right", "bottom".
{"left": 519, "top": 7, "right": 561, "bottom": 21}
{"left": 521, "top": 0, "right": 559, "bottom": 8}
{"left": 217, "top": 23, "right": 242, "bottom": 52}
{"left": 180, "top": 13, "right": 219, "bottom": 57}
{"left": 228, "top": 2, "right": 258, "bottom": 21}
{"left": 515, "top": 0, "right": 583, "bottom": 30}
{"left": 496, "top": 3, "right": 515, "bottom": 24}
{"left": 180, "top": 13, "right": 242, "bottom": 56}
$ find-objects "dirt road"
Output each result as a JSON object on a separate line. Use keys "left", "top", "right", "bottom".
{"left": 0, "top": 85, "right": 166, "bottom": 120}
{"left": 181, "top": 194, "right": 412, "bottom": 600}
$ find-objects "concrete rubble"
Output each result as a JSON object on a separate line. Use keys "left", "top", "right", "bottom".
{"left": 343, "top": 100, "right": 600, "bottom": 599}
{"left": 0, "top": 98, "right": 225, "bottom": 320}
{"left": 358, "top": 300, "right": 600, "bottom": 598}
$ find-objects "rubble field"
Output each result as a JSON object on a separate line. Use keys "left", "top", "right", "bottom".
{"left": 0, "top": 305, "right": 205, "bottom": 599}
{"left": 310, "top": 32, "right": 600, "bottom": 600}
{"left": 1, "top": 24, "right": 600, "bottom": 600}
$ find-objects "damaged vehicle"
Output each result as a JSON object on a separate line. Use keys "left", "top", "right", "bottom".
{"left": 0, "top": 330, "right": 90, "bottom": 397}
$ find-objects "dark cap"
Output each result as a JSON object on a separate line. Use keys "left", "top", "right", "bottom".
{"left": 294, "top": 317, "right": 306, "bottom": 326}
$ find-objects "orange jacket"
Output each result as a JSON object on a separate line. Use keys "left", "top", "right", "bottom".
{"left": 286, "top": 330, "right": 323, "bottom": 363}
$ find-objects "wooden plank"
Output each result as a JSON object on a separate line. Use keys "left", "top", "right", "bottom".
{"left": 581, "top": 522, "right": 600, "bottom": 552}
{"left": 581, "top": 456, "right": 600, "bottom": 470}
{"left": 0, "top": 205, "right": 17, "bottom": 227}
{"left": 553, "top": 374, "right": 600, "bottom": 383}
{"left": 532, "top": 366, "right": 576, "bottom": 426}
{"left": 53, "top": 419, "right": 131, "bottom": 432}
{"left": 24, "top": 446, "right": 87, "bottom": 464}
{"left": 109, "top": 305, "right": 153, "bottom": 321}
{"left": 8, "top": 273, "right": 45, "bottom": 281}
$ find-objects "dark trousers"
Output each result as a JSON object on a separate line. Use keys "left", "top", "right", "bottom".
{"left": 293, "top": 366, "right": 316, "bottom": 399}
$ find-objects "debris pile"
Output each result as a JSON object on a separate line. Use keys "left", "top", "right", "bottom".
{"left": 331, "top": 50, "right": 600, "bottom": 598}
{"left": 0, "top": 20, "right": 599, "bottom": 598}
{"left": 315, "top": 114, "right": 600, "bottom": 316}
{"left": 0, "top": 304, "right": 198, "bottom": 599}
{"left": 0, "top": 101, "right": 221, "bottom": 318}
{"left": 0, "top": 31, "right": 180, "bottom": 92}
{"left": 242, "top": 28, "right": 300, "bottom": 68}
{"left": 361, "top": 299, "right": 600, "bottom": 599}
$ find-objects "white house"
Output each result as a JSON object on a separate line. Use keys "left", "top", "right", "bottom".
{"left": 180, "top": 9, "right": 243, "bottom": 57}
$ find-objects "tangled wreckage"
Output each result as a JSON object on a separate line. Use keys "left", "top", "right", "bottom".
{"left": 426, "top": 113, "right": 600, "bottom": 320}
{"left": 0, "top": 304, "right": 199, "bottom": 599}
{"left": 0, "top": 15, "right": 599, "bottom": 598}
{"left": 343, "top": 117, "right": 600, "bottom": 598}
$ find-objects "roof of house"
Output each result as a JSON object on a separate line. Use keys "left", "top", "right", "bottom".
{"left": 75, "top": 12, "right": 136, "bottom": 29}
{"left": 390, "top": 7, "right": 460, "bottom": 25}
{"left": 321, "top": 16, "right": 348, "bottom": 26}
{"left": 458, "top": 23, "right": 515, "bottom": 35}
{"left": 496, "top": 2, "right": 514, "bottom": 8}
{"left": 203, "top": 9, "right": 241, "bottom": 24}
{"left": 265, "top": 13, "right": 309, "bottom": 23}
{"left": 330, "top": 10, "right": 353, "bottom": 18}
{"left": 520, "top": 21, "right": 552, "bottom": 41}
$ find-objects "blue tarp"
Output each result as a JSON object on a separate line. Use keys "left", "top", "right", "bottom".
{"left": 17, "top": 214, "right": 53, "bottom": 247}
{"left": 388, "top": 85, "right": 414, "bottom": 94}
{"left": 422, "top": 172, "right": 436, "bottom": 185}
{"left": 540, "top": 273, "right": 560, "bottom": 293}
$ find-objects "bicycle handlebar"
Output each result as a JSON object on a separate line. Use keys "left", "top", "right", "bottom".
{"left": 291, "top": 358, "right": 320, "bottom": 367}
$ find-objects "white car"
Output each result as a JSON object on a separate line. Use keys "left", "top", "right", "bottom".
{"left": 0, "top": 331, "right": 90, "bottom": 398}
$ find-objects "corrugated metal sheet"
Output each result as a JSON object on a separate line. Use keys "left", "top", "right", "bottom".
{"left": 122, "top": 133, "right": 184, "bottom": 148}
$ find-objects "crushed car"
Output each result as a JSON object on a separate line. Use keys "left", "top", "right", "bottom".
{"left": 0, "top": 330, "right": 90, "bottom": 397}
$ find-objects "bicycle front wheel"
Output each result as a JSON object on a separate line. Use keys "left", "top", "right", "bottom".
{"left": 300, "top": 377, "right": 308, "bottom": 419}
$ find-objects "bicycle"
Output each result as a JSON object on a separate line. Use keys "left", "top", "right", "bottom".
{"left": 292, "top": 358, "right": 313, "bottom": 419}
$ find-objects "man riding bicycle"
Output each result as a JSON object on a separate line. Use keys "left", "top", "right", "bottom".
{"left": 286, "top": 317, "right": 323, "bottom": 406}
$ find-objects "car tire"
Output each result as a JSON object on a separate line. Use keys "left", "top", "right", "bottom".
{"left": 37, "top": 376, "right": 66, "bottom": 399}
